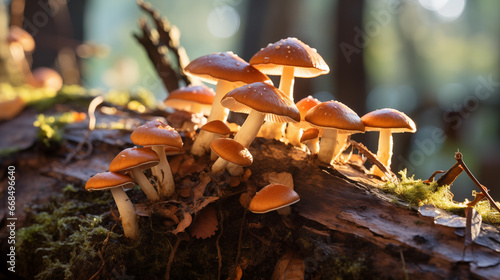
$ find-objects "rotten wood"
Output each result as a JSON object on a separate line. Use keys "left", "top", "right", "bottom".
{"left": 248, "top": 139, "right": 500, "bottom": 280}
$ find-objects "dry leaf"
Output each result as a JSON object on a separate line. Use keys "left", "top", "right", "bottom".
{"left": 190, "top": 205, "right": 218, "bottom": 239}
{"left": 239, "top": 192, "right": 252, "bottom": 209}
{"left": 229, "top": 177, "right": 241, "bottom": 187}
{"left": 270, "top": 249, "right": 305, "bottom": 280}
{"left": 178, "top": 156, "right": 205, "bottom": 176}
{"left": 171, "top": 212, "right": 192, "bottom": 234}
{"left": 265, "top": 172, "right": 294, "bottom": 189}
{"left": 169, "top": 155, "right": 183, "bottom": 174}
{"left": 191, "top": 196, "right": 219, "bottom": 214}
{"left": 134, "top": 203, "right": 149, "bottom": 217}
{"left": 465, "top": 206, "right": 482, "bottom": 246}
{"left": 193, "top": 173, "right": 212, "bottom": 201}
{"left": 243, "top": 169, "right": 252, "bottom": 181}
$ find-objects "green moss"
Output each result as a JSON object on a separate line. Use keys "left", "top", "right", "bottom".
{"left": 383, "top": 170, "right": 499, "bottom": 225}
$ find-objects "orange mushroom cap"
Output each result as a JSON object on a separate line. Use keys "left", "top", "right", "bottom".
{"left": 210, "top": 138, "right": 253, "bottom": 167}
{"left": 249, "top": 37, "right": 329, "bottom": 78}
{"left": 184, "top": 51, "right": 271, "bottom": 86}
{"left": 109, "top": 147, "right": 160, "bottom": 173}
{"left": 221, "top": 82, "right": 300, "bottom": 123}
{"left": 130, "top": 120, "right": 183, "bottom": 149}
{"left": 249, "top": 184, "right": 300, "bottom": 214}
{"left": 85, "top": 172, "right": 135, "bottom": 191}
{"left": 305, "top": 101, "right": 365, "bottom": 133}
{"left": 361, "top": 108, "right": 416, "bottom": 133}
{"left": 201, "top": 120, "right": 231, "bottom": 135}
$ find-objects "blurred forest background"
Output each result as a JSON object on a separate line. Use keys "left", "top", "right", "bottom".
{"left": 6, "top": 0, "right": 500, "bottom": 200}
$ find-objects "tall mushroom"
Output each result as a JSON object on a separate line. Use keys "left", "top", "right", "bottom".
{"left": 249, "top": 37, "right": 329, "bottom": 139}
{"left": 361, "top": 108, "right": 416, "bottom": 178}
{"left": 305, "top": 101, "right": 365, "bottom": 165}
{"left": 221, "top": 82, "right": 300, "bottom": 149}
{"left": 85, "top": 172, "right": 139, "bottom": 240}
{"left": 131, "top": 120, "right": 183, "bottom": 198}
{"left": 185, "top": 51, "right": 271, "bottom": 155}
{"left": 109, "top": 147, "right": 161, "bottom": 201}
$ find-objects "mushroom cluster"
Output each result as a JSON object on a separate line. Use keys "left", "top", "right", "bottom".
{"left": 85, "top": 37, "right": 418, "bottom": 238}
{"left": 85, "top": 119, "right": 183, "bottom": 239}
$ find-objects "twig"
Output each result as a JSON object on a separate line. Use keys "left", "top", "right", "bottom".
{"left": 136, "top": 0, "right": 193, "bottom": 86}
{"left": 455, "top": 151, "right": 500, "bottom": 213}
{"left": 165, "top": 236, "right": 181, "bottom": 280}
{"left": 350, "top": 140, "right": 398, "bottom": 183}
{"left": 216, "top": 203, "right": 224, "bottom": 280}
{"left": 64, "top": 96, "right": 103, "bottom": 163}
{"left": 399, "top": 250, "right": 409, "bottom": 280}
{"left": 133, "top": 17, "right": 180, "bottom": 93}
{"left": 89, "top": 224, "right": 117, "bottom": 280}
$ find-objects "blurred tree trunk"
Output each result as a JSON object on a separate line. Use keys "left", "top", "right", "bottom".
{"left": 333, "top": 0, "right": 367, "bottom": 115}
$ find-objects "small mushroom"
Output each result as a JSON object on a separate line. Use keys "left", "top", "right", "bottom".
{"left": 185, "top": 51, "right": 271, "bottom": 155}
{"left": 200, "top": 120, "right": 231, "bottom": 160}
{"left": 109, "top": 147, "right": 161, "bottom": 201}
{"left": 85, "top": 172, "right": 139, "bottom": 240}
{"left": 248, "top": 184, "right": 300, "bottom": 214}
{"left": 305, "top": 101, "right": 365, "bottom": 164}
{"left": 210, "top": 138, "right": 253, "bottom": 175}
{"left": 361, "top": 108, "right": 416, "bottom": 178}
{"left": 287, "top": 95, "right": 321, "bottom": 146}
{"left": 130, "top": 120, "right": 183, "bottom": 199}
{"left": 300, "top": 128, "right": 320, "bottom": 155}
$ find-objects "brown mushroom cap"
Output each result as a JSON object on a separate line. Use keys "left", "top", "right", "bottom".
{"left": 109, "top": 147, "right": 160, "bottom": 173}
{"left": 201, "top": 120, "right": 231, "bottom": 135}
{"left": 361, "top": 108, "right": 416, "bottom": 133}
{"left": 296, "top": 96, "right": 321, "bottom": 121}
{"left": 300, "top": 128, "right": 320, "bottom": 143}
{"left": 85, "top": 172, "right": 135, "bottom": 191}
{"left": 305, "top": 101, "right": 365, "bottom": 133}
{"left": 210, "top": 138, "right": 253, "bottom": 166}
{"left": 249, "top": 37, "right": 329, "bottom": 78}
{"left": 184, "top": 51, "right": 271, "bottom": 86}
{"left": 221, "top": 82, "right": 300, "bottom": 123}
{"left": 130, "top": 120, "right": 183, "bottom": 148}
{"left": 164, "top": 84, "right": 215, "bottom": 115}
{"left": 248, "top": 184, "right": 300, "bottom": 214}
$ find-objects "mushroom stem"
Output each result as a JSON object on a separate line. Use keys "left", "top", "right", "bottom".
{"left": 151, "top": 146, "right": 175, "bottom": 198}
{"left": 211, "top": 157, "right": 229, "bottom": 175}
{"left": 130, "top": 168, "right": 160, "bottom": 201}
{"left": 373, "top": 129, "right": 393, "bottom": 177}
{"left": 304, "top": 137, "right": 319, "bottom": 154}
{"left": 260, "top": 66, "right": 295, "bottom": 140}
{"left": 286, "top": 123, "right": 302, "bottom": 146}
{"left": 279, "top": 66, "right": 296, "bottom": 101}
{"left": 234, "top": 110, "right": 266, "bottom": 148}
{"left": 318, "top": 129, "right": 338, "bottom": 164}
{"left": 110, "top": 187, "right": 139, "bottom": 240}
{"left": 191, "top": 81, "right": 234, "bottom": 156}
{"left": 332, "top": 133, "right": 349, "bottom": 161}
